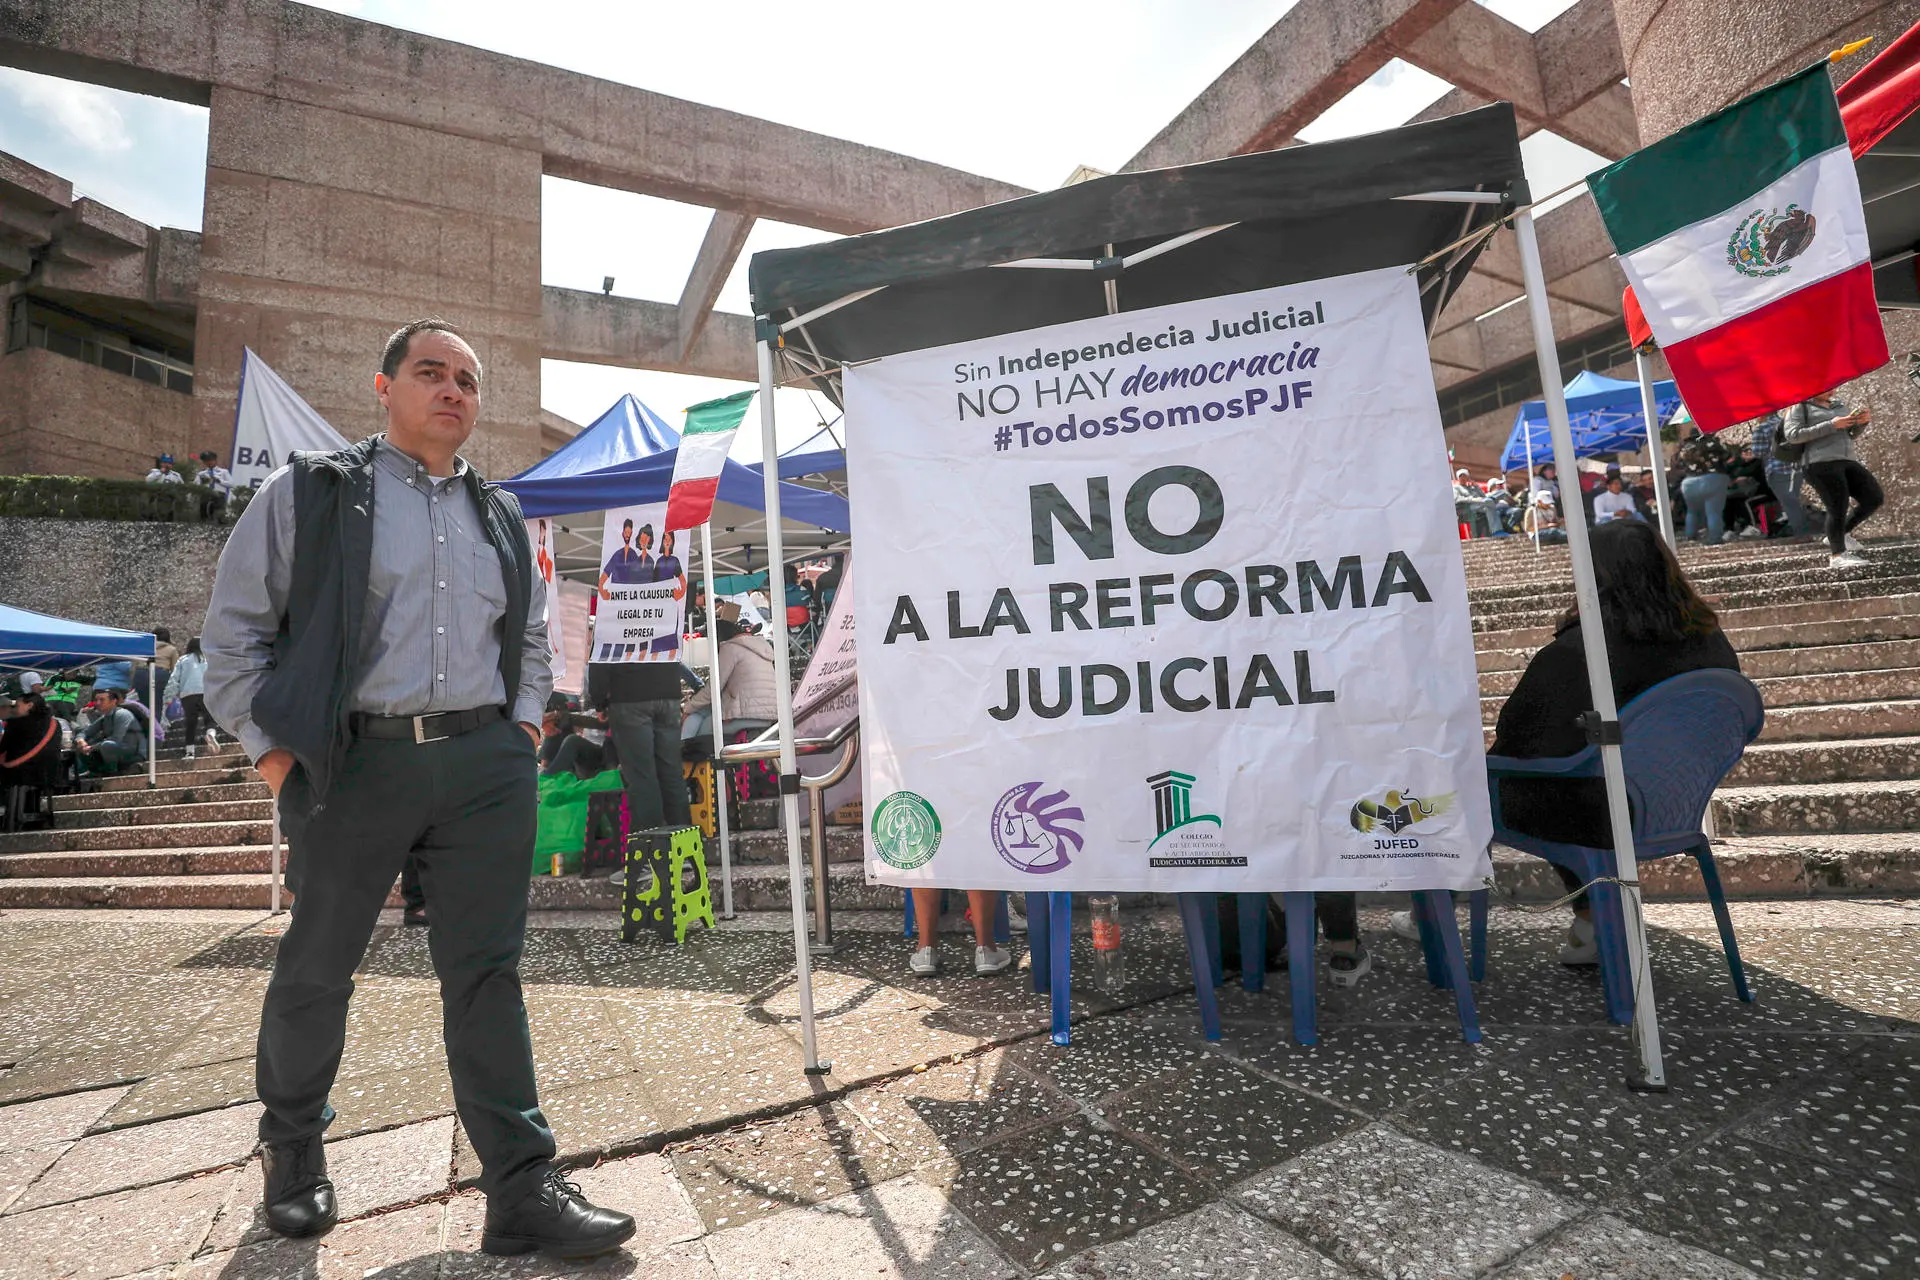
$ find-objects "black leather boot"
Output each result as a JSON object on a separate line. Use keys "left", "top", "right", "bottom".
{"left": 482, "top": 1169, "right": 636, "bottom": 1259}
{"left": 260, "top": 1134, "right": 337, "bottom": 1238}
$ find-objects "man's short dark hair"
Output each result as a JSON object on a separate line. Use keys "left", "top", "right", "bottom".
{"left": 96, "top": 687, "right": 122, "bottom": 703}
{"left": 622, "top": 518, "right": 634, "bottom": 532}
{"left": 381, "top": 319, "right": 478, "bottom": 380}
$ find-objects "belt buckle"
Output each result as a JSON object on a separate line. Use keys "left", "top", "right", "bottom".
{"left": 412, "top": 715, "right": 450, "bottom": 745}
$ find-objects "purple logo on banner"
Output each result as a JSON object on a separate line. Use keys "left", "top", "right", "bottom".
{"left": 990, "top": 782, "right": 1085, "bottom": 874}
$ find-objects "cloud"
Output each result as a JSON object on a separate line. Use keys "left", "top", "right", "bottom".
{"left": 0, "top": 68, "right": 133, "bottom": 153}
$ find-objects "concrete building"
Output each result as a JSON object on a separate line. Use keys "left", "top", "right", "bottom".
{"left": 0, "top": 0, "right": 1912, "bottom": 527}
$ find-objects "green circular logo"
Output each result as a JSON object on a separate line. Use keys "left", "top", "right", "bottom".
{"left": 871, "top": 791, "right": 942, "bottom": 870}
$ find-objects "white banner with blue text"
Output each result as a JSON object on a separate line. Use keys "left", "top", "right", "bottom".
{"left": 846, "top": 265, "right": 1493, "bottom": 892}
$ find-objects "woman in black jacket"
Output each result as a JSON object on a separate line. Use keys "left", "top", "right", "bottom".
{"left": 1490, "top": 520, "right": 1737, "bottom": 964}
{"left": 0, "top": 688, "right": 62, "bottom": 825}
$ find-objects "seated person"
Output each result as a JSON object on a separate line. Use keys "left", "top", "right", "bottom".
{"left": 683, "top": 619, "right": 778, "bottom": 740}
{"left": 1592, "top": 474, "right": 1641, "bottom": 523}
{"left": 540, "top": 695, "right": 608, "bottom": 780}
{"left": 1523, "top": 490, "right": 1567, "bottom": 543}
{"left": 908, "top": 887, "right": 1012, "bottom": 978}
{"left": 1631, "top": 470, "right": 1661, "bottom": 520}
{"left": 1488, "top": 520, "right": 1738, "bottom": 964}
{"left": 1219, "top": 892, "right": 1369, "bottom": 985}
{"left": 73, "top": 688, "right": 146, "bottom": 779}
{"left": 1452, "top": 468, "right": 1497, "bottom": 536}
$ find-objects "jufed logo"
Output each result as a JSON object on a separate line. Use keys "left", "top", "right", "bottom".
{"left": 1349, "top": 788, "right": 1455, "bottom": 835}
{"left": 1146, "top": 770, "right": 1244, "bottom": 868}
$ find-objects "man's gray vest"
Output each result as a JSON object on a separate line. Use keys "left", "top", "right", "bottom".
{"left": 250, "top": 437, "right": 532, "bottom": 799}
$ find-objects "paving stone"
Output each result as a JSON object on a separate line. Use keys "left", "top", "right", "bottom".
{"left": 14, "top": 1100, "right": 261, "bottom": 1211}
{"left": 841, "top": 1051, "right": 1076, "bottom": 1165}
{"left": 1504, "top": 1212, "right": 1764, "bottom": 1280}
{"left": 541, "top": 1072, "right": 671, "bottom": 1162}
{"left": 180, "top": 1199, "right": 448, "bottom": 1280}
{"left": 578, "top": 930, "right": 740, "bottom": 1001}
{"left": 1732, "top": 927, "right": 1920, "bottom": 1024}
{"left": 1004, "top": 1009, "right": 1210, "bottom": 1104}
{"left": 443, "top": 1188, "right": 716, "bottom": 1277}
{"left": 329, "top": 1115, "right": 455, "bottom": 1219}
{"left": 1619, "top": 1136, "right": 1920, "bottom": 1279}
{"left": 1096, "top": 1055, "right": 1361, "bottom": 1185}
{"left": 327, "top": 1062, "right": 458, "bottom": 1138}
{"left": 1034, "top": 1201, "right": 1355, "bottom": 1279}
{"left": 936, "top": 1115, "right": 1212, "bottom": 1270}
{"left": 700, "top": 1174, "right": 1016, "bottom": 1280}
{"left": 669, "top": 1101, "right": 915, "bottom": 1231}
{"left": 1739, "top": 1044, "right": 1920, "bottom": 1190}
{"left": 1235, "top": 1123, "right": 1578, "bottom": 1279}
{"left": 526, "top": 994, "right": 640, "bottom": 1091}
{"left": 0, "top": 975, "right": 234, "bottom": 1103}
{"left": 1215, "top": 1023, "right": 1525, "bottom": 1117}
{"left": 613, "top": 1001, "right": 823, "bottom": 1129}
{"left": 520, "top": 927, "right": 596, "bottom": 987}
{"left": 569, "top": 1152, "right": 704, "bottom": 1249}
{"left": 1392, "top": 1029, "right": 1856, "bottom": 1203}
{"left": 806, "top": 1007, "right": 989, "bottom": 1088}
{"left": 0, "top": 1085, "right": 129, "bottom": 1153}
{"left": 0, "top": 1144, "right": 64, "bottom": 1214}
{"left": 97, "top": 1054, "right": 259, "bottom": 1128}
{"left": 340, "top": 986, "right": 452, "bottom": 1077}
{"left": 0, "top": 1165, "right": 237, "bottom": 1280}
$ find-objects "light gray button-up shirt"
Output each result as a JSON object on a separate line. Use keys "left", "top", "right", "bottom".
{"left": 203, "top": 438, "right": 551, "bottom": 762}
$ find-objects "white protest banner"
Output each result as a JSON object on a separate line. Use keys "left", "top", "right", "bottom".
{"left": 592, "top": 504, "right": 686, "bottom": 662}
{"left": 528, "top": 518, "right": 566, "bottom": 681}
{"left": 847, "top": 265, "right": 1492, "bottom": 893}
{"left": 793, "top": 560, "right": 859, "bottom": 810}
{"left": 230, "top": 348, "right": 350, "bottom": 489}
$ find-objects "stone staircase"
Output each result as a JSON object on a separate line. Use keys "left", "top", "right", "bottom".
{"left": 2, "top": 535, "right": 1917, "bottom": 910}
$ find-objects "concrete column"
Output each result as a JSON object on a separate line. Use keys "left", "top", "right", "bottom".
{"left": 1613, "top": 0, "right": 1920, "bottom": 536}
{"left": 189, "top": 86, "right": 544, "bottom": 479}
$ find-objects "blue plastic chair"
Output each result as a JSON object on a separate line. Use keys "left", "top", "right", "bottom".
{"left": 1475, "top": 668, "right": 1765, "bottom": 1024}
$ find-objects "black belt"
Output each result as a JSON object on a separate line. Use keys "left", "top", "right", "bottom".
{"left": 350, "top": 705, "right": 503, "bottom": 744}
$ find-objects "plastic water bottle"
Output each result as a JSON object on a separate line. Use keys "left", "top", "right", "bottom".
{"left": 1089, "top": 896, "right": 1124, "bottom": 992}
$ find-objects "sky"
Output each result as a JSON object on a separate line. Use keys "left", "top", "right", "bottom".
{"left": 0, "top": 0, "right": 1595, "bottom": 461}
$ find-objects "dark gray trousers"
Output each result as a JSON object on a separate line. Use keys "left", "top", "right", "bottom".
{"left": 607, "top": 699, "right": 690, "bottom": 830}
{"left": 258, "top": 717, "right": 554, "bottom": 1201}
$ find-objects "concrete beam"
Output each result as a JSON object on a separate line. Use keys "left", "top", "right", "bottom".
{"left": 1124, "top": 0, "right": 1467, "bottom": 169}
{"left": 1399, "top": 1, "right": 1545, "bottom": 122}
{"left": 1534, "top": 0, "right": 1628, "bottom": 118}
{"left": 676, "top": 210, "right": 754, "bottom": 363}
{"left": 542, "top": 286, "right": 756, "bottom": 383}
{"left": 1555, "top": 83, "right": 1639, "bottom": 160}
{"left": 0, "top": 0, "right": 1028, "bottom": 236}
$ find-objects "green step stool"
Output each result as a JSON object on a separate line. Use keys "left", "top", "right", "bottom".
{"left": 621, "top": 824, "right": 717, "bottom": 945}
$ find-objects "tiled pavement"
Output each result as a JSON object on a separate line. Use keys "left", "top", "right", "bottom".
{"left": 0, "top": 899, "right": 1913, "bottom": 1278}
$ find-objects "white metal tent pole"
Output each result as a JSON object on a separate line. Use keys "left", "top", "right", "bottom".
{"left": 1525, "top": 422, "right": 1540, "bottom": 555}
{"left": 700, "top": 519, "right": 735, "bottom": 919}
{"left": 757, "top": 335, "right": 826, "bottom": 1075}
{"left": 1515, "top": 209, "right": 1666, "bottom": 1090}
{"left": 147, "top": 665, "right": 156, "bottom": 787}
{"left": 270, "top": 808, "right": 282, "bottom": 915}
{"left": 1635, "top": 349, "right": 1678, "bottom": 550}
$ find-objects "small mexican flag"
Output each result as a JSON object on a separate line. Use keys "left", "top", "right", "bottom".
{"left": 1588, "top": 62, "right": 1887, "bottom": 431}
{"left": 664, "top": 389, "right": 755, "bottom": 530}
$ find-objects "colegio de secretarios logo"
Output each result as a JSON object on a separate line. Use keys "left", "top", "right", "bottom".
{"left": 870, "top": 790, "right": 942, "bottom": 870}
{"left": 1146, "top": 769, "right": 1244, "bottom": 868}
{"left": 990, "top": 782, "right": 1084, "bottom": 874}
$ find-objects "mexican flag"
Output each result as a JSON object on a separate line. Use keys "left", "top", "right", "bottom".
{"left": 1588, "top": 62, "right": 1887, "bottom": 431}
{"left": 664, "top": 389, "right": 755, "bottom": 530}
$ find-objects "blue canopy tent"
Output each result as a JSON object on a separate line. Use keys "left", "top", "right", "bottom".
{"left": 1500, "top": 370, "right": 1680, "bottom": 472}
{"left": 1, "top": 603, "right": 158, "bottom": 784}
{"left": 750, "top": 424, "right": 846, "bottom": 482}
{"left": 497, "top": 394, "right": 852, "bottom": 579}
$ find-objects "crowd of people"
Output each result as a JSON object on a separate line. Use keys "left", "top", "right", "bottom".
{"left": 143, "top": 449, "right": 236, "bottom": 518}
{"left": 1448, "top": 392, "right": 1886, "bottom": 569}
{"left": 0, "top": 634, "right": 230, "bottom": 829}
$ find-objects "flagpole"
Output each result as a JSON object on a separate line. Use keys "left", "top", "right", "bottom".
{"left": 757, "top": 334, "right": 826, "bottom": 1076}
{"left": 1517, "top": 208, "right": 1666, "bottom": 1091}
{"left": 1635, "top": 349, "right": 1677, "bottom": 549}
{"left": 700, "top": 520, "right": 734, "bottom": 919}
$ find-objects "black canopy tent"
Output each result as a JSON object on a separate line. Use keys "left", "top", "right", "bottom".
{"left": 742, "top": 104, "right": 1670, "bottom": 1088}
{"left": 752, "top": 104, "right": 1526, "bottom": 387}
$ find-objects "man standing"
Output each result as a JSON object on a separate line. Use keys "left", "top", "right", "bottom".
{"left": 1749, "top": 412, "right": 1807, "bottom": 539}
{"left": 197, "top": 449, "right": 235, "bottom": 517}
{"left": 146, "top": 454, "right": 184, "bottom": 484}
{"left": 203, "top": 320, "right": 634, "bottom": 1260}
